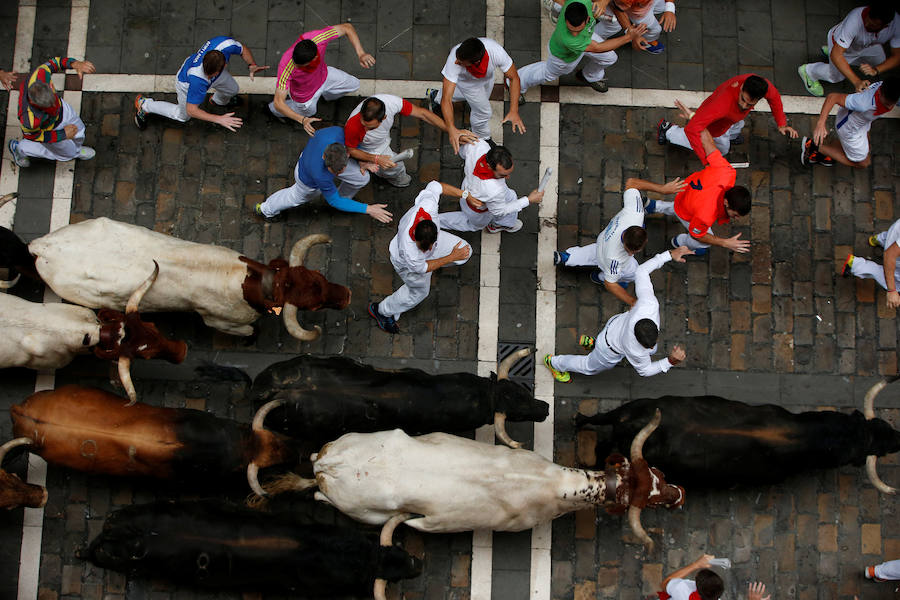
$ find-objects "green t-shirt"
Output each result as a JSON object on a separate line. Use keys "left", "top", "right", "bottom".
{"left": 548, "top": 0, "right": 597, "bottom": 63}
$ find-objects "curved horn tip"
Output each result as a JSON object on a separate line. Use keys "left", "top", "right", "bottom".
{"left": 247, "top": 463, "right": 268, "bottom": 498}
{"left": 493, "top": 413, "right": 522, "bottom": 449}
{"left": 118, "top": 358, "right": 136, "bottom": 406}
{"left": 373, "top": 579, "right": 388, "bottom": 600}
{"left": 866, "top": 455, "right": 898, "bottom": 495}
{"left": 0, "top": 273, "right": 20, "bottom": 289}
{"left": 497, "top": 347, "right": 531, "bottom": 380}
{"left": 627, "top": 506, "right": 654, "bottom": 553}
{"left": 252, "top": 400, "right": 284, "bottom": 431}
{"left": 379, "top": 512, "right": 415, "bottom": 547}
{"left": 0, "top": 437, "right": 34, "bottom": 464}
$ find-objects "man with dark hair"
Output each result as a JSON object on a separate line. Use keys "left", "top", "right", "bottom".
{"left": 342, "top": 94, "right": 468, "bottom": 192}
{"left": 133, "top": 36, "right": 265, "bottom": 132}
{"left": 265, "top": 23, "right": 374, "bottom": 135}
{"left": 659, "top": 555, "right": 770, "bottom": 600}
{"left": 555, "top": 176, "right": 685, "bottom": 306}
{"left": 596, "top": 0, "right": 679, "bottom": 55}
{"left": 439, "top": 139, "right": 543, "bottom": 234}
{"left": 799, "top": 2, "right": 899, "bottom": 97}
{"left": 254, "top": 126, "right": 391, "bottom": 223}
{"left": 368, "top": 181, "right": 472, "bottom": 334}
{"left": 657, "top": 73, "right": 797, "bottom": 163}
{"left": 647, "top": 130, "right": 752, "bottom": 256}
{"left": 8, "top": 56, "right": 95, "bottom": 167}
{"left": 544, "top": 245, "right": 690, "bottom": 383}
{"left": 429, "top": 36, "right": 524, "bottom": 151}
{"left": 519, "top": 0, "right": 647, "bottom": 95}
{"left": 803, "top": 77, "right": 899, "bottom": 168}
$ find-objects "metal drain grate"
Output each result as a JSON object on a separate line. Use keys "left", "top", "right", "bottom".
{"left": 498, "top": 342, "right": 535, "bottom": 392}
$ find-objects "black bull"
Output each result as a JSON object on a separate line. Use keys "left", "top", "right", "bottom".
{"left": 79, "top": 500, "right": 421, "bottom": 596}
{"left": 208, "top": 353, "right": 549, "bottom": 446}
{"left": 577, "top": 386, "right": 900, "bottom": 490}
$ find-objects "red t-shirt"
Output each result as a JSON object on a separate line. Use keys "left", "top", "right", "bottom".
{"left": 673, "top": 150, "right": 736, "bottom": 239}
{"left": 686, "top": 73, "right": 787, "bottom": 164}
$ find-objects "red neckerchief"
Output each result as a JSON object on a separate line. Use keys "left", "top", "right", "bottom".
{"left": 408, "top": 207, "right": 433, "bottom": 241}
{"left": 473, "top": 154, "right": 496, "bottom": 179}
{"left": 874, "top": 89, "right": 893, "bottom": 116}
{"left": 465, "top": 52, "right": 490, "bottom": 78}
{"left": 299, "top": 53, "right": 322, "bottom": 73}
{"left": 656, "top": 591, "right": 702, "bottom": 600}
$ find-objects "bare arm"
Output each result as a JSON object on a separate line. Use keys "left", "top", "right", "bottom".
{"left": 441, "top": 78, "right": 469, "bottom": 153}
{"left": 604, "top": 279, "right": 636, "bottom": 306}
{"left": 502, "top": 64, "right": 525, "bottom": 134}
{"left": 813, "top": 92, "right": 847, "bottom": 146}
{"left": 884, "top": 242, "right": 900, "bottom": 308}
{"left": 333, "top": 23, "right": 375, "bottom": 68}
{"left": 239, "top": 45, "right": 268, "bottom": 79}
{"left": 273, "top": 88, "right": 320, "bottom": 135}
{"left": 439, "top": 182, "right": 465, "bottom": 198}
{"left": 426, "top": 241, "right": 471, "bottom": 272}
{"left": 862, "top": 45, "right": 900, "bottom": 77}
{"left": 699, "top": 128, "right": 717, "bottom": 159}
{"left": 625, "top": 176, "right": 686, "bottom": 195}
{"left": 409, "top": 103, "right": 450, "bottom": 132}
{"left": 347, "top": 147, "right": 396, "bottom": 169}
{"left": 185, "top": 103, "right": 242, "bottom": 132}
{"left": 584, "top": 24, "right": 647, "bottom": 53}
{"left": 660, "top": 555, "right": 713, "bottom": 592}
{"left": 831, "top": 44, "right": 869, "bottom": 92}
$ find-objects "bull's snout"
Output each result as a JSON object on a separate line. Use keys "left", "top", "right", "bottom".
{"left": 324, "top": 283, "right": 351, "bottom": 310}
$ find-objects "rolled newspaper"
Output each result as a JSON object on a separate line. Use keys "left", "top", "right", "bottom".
{"left": 538, "top": 168, "right": 554, "bottom": 192}
{"left": 708, "top": 557, "right": 732, "bottom": 569}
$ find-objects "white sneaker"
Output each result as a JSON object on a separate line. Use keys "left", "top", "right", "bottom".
{"left": 486, "top": 219, "right": 523, "bottom": 233}
{"left": 391, "top": 148, "right": 415, "bottom": 162}
{"left": 77, "top": 146, "right": 96, "bottom": 160}
{"left": 542, "top": 0, "right": 559, "bottom": 22}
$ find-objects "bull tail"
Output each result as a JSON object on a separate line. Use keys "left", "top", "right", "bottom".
{"left": 245, "top": 472, "right": 318, "bottom": 508}
{"left": 195, "top": 363, "right": 252, "bottom": 390}
{"left": 0, "top": 224, "right": 40, "bottom": 284}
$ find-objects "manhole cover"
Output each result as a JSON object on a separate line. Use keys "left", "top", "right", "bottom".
{"left": 498, "top": 342, "right": 535, "bottom": 392}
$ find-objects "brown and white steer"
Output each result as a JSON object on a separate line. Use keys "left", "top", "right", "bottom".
{"left": 257, "top": 411, "right": 684, "bottom": 550}
{"left": 25, "top": 218, "right": 350, "bottom": 341}
{"left": 0, "top": 263, "right": 186, "bottom": 403}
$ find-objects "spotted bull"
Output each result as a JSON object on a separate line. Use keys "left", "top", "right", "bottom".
{"left": 2, "top": 218, "right": 351, "bottom": 341}
{"left": 236, "top": 349, "right": 547, "bottom": 448}
{"left": 0, "top": 263, "right": 186, "bottom": 404}
{"left": 2, "top": 385, "right": 299, "bottom": 509}
{"left": 255, "top": 411, "right": 684, "bottom": 550}
{"left": 576, "top": 378, "right": 900, "bottom": 493}
{"left": 80, "top": 500, "right": 422, "bottom": 599}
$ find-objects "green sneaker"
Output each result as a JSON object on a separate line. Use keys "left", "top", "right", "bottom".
{"left": 798, "top": 64, "right": 824, "bottom": 97}
{"left": 869, "top": 235, "right": 881, "bottom": 248}
{"left": 821, "top": 45, "right": 829, "bottom": 58}
{"left": 543, "top": 354, "right": 571, "bottom": 383}
{"left": 579, "top": 335, "right": 595, "bottom": 350}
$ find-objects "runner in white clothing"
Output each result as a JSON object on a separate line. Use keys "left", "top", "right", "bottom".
{"left": 803, "top": 77, "right": 899, "bottom": 168}
{"left": 798, "top": 3, "right": 900, "bottom": 97}
{"left": 866, "top": 558, "right": 900, "bottom": 581}
{"left": 555, "top": 176, "right": 685, "bottom": 305}
{"left": 368, "top": 181, "right": 472, "bottom": 334}
{"left": 429, "top": 37, "right": 525, "bottom": 151}
{"left": 440, "top": 139, "right": 543, "bottom": 234}
{"left": 338, "top": 94, "right": 473, "bottom": 194}
{"left": 843, "top": 218, "right": 900, "bottom": 309}
{"left": 543, "top": 247, "right": 691, "bottom": 383}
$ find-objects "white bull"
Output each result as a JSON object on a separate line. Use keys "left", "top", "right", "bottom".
{"left": 25, "top": 218, "right": 350, "bottom": 340}
{"left": 0, "top": 264, "right": 186, "bottom": 404}
{"left": 255, "top": 412, "right": 685, "bottom": 550}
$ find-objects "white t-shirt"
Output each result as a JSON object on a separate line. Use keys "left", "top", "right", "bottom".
{"left": 884, "top": 219, "right": 900, "bottom": 252}
{"left": 345, "top": 94, "right": 414, "bottom": 155}
{"left": 597, "top": 188, "right": 645, "bottom": 282}
{"left": 830, "top": 7, "right": 900, "bottom": 54}
{"left": 388, "top": 181, "right": 445, "bottom": 275}
{"left": 459, "top": 140, "right": 528, "bottom": 219}
{"left": 666, "top": 578, "right": 699, "bottom": 600}
{"left": 442, "top": 38, "right": 513, "bottom": 85}
{"left": 835, "top": 81, "right": 895, "bottom": 156}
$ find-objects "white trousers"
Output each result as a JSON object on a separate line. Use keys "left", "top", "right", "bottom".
{"left": 440, "top": 188, "right": 520, "bottom": 232}
{"left": 143, "top": 63, "right": 239, "bottom": 122}
{"left": 851, "top": 255, "right": 900, "bottom": 291}
{"left": 806, "top": 28, "right": 886, "bottom": 83}
{"left": 379, "top": 232, "right": 472, "bottom": 320}
{"left": 565, "top": 242, "right": 638, "bottom": 282}
{"left": 18, "top": 100, "right": 85, "bottom": 161}
{"left": 268, "top": 66, "right": 360, "bottom": 118}
{"left": 519, "top": 39, "right": 614, "bottom": 93}
{"left": 258, "top": 162, "right": 358, "bottom": 217}
{"left": 336, "top": 154, "right": 410, "bottom": 196}
{"left": 665, "top": 120, "right": 745, "bottom": 156}
{"left": 874, "top": 559, "right": 900, "bottom": 580}
{"left": 654, "top": 201, "right": 712, "bottom": 250}
{"left": 436, "top": 77, "right": 493, "bottom": 140}
{"left": 551, "top": 317, "right": 623, "bottom": 374}
{"left": 834, "top": 107, "right": 871, "bottom": 162}
{"left": 594, "top": 3, "right": 663, "bottom": 42}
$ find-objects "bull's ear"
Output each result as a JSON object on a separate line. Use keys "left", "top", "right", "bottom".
{"left": 489, "top": 372, "right": 498, "bottom": 383}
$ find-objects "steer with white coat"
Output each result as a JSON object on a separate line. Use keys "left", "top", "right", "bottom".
{"left": 255, "top": 411, "right": 685, "bottom": 550}
{"left": 3, "top": 218, "right": 350, "bottom": 341}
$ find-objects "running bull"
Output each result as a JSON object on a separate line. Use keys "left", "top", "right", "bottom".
{"left": 0, "top": 385, "right": 299, "bottom": 509}
{"left": 80, "top": 500, "right": 422, "bottom": 599}
{"left": 0, "top": 263, "right": 186, "bottom": 404}
{"left": 254, "top": 411, "right": 684, "bottom": 550}
{"left": 577, "top": 378, "right": 900, "bottom": 493}
{"left": 241, "top": 348, "right": 547, "bottom": 448}
{"left": 1, "top": 217, "right": 351, "bottom": 341}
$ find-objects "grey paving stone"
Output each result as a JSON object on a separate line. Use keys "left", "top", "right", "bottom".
{"left": 87, "top": 0, "right": 126, "bottom": 47}
{"left": 376, "top": 0, "right": 414, "bottom": 53}
{"left": 231, "top": 0, "right": 268, "bottom": 49}
{"left": 412, "top": 24, "right": 450, "bottom": 81}
{"left": 119, "top": 18, "right": 159, "bottom": 75}
{"left": 667, "top": 61, "right": 703, "bottom": 92}
{"left": 157, "top": 4, "right": 196, "bottom": 47}
{"left": 737, "top": 9, "right": 773, "bottom": 67}
{"left": 342, "top": 0, "right": 378, "bottom": 23}
{"left": 666, "top": 8, "right": 703, "bottom": 64}
{"left": 197, "top": 0, "right": 230, "bottom": 20}
{"left": 269, "top": 0, "right": 304, "bottom": 21}
{"left": 702, "top": 36, "right": 739, "bottom": 91}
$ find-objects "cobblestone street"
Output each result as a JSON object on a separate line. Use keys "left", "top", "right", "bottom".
{"left": 1, "top": 1, "right": 900, "bottom": 600}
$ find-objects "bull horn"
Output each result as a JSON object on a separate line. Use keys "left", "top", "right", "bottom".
{"left": 630, "top": 408, "right": 662, "bottom": 462}
{"left": 125, "top": 261, "right": 160, "bottom": 314}
{"left": 374, "top": 512, "right": 418, "bottom": 600}
{"left": 118, "top": 357, "right": 137, "bottom": 407}
{"left": 373, "top": 579, "right": 387, "bottom": 600}
{"left": 862, "top": 377, "right": 899, "bottom": 494}
{"left": 0, "top": 192, "right": 17, "bottom": 209}
{"left": 493, "top": 412, "right": 522, "bottom": 449}
{"left": 628, "top": 505, "right": 654, "bottom": 552}
{"left": 252, "top": 400, "right": 284, "bottom": 431}
{"left": 283, "top": 235, "right": 331, "bottom": 342}
{"left": 0, "top": 437, "right": 33, "bottom": 465}
{"left": 497, "top": 347, "right": 531, "bottom": 380}
{"left": 247, "top": 463, "right": 266, "bottom": 498}
{"left": 0, "top": 273, "right": 20, "bottom": 289}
